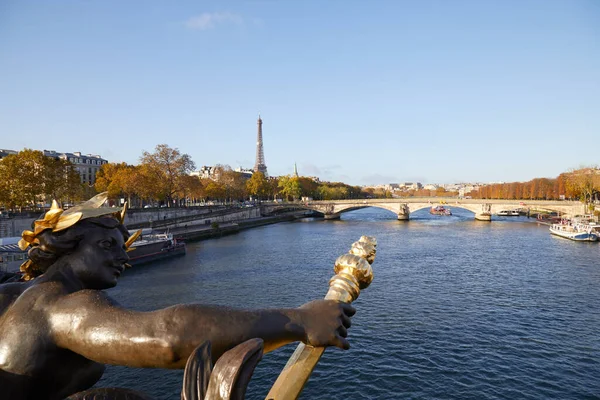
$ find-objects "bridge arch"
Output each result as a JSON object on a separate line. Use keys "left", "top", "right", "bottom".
{"left": 261, "top": 198, "right": 585, "bottom": 222}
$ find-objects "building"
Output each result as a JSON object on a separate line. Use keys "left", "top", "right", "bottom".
{"left": 423, "top": 184, "right": 439, "bottom": 191}
{"left": 0, "top": 148, "right": 107, "bottom": 185}
{"left": 234, "top": 167, "right": 254, "bottom": 180}
{"left": 397, "top": 182, "right": 422, "bottom": 191}
{"left": 43, "top": 150, "right": 108, "bottom": 185}
{"left": 191, "top": 166, "right": 219, "bottom": 180}
{"left": 0, "top": 149, "right": 17, "bottom": 161}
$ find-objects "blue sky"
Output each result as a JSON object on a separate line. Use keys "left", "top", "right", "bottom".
{"left": 1, "top": 1, "right": 598, "bottom": 186}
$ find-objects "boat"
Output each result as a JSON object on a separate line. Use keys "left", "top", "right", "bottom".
{"left": 430, "top": 205, "right": 452, "bottom": 216}
{"left": 570, "top": 215, "right": 600, "bottom": 233}
{"left": 497, "top": 209, "right": 521, "bottom": 216}
{"left": 0, "top": 230, "right": 185, "bottom": 282}
{"left": 549, "top": 221, "right": 599, "bottom": 242}
{"left": 127, "top": 231, "right": 186, "bottom": 266}
{"left": 0, "top": 237, "right": 27, "bottom": 277}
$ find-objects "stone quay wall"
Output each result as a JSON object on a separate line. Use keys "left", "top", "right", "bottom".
{"left": 0, "top": 207, "right": 263, "bottom": 238}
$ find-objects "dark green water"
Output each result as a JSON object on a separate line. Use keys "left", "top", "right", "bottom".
{"left": 100, "top": 208, "right": 600, "bottom": 399}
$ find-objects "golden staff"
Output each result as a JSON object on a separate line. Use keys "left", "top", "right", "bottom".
{"left": 266, "top": 236, "right": 376, "bottom": 400}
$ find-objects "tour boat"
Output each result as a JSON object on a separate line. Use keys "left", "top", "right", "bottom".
{"left": 497, "top": 209, "right": 521, "bottom": 216}
{"left": 127, "top": 231, "right": 186, "bottom": 266}
{"left": 549, "top": 222, "right": 598, "bottom": 242}
{"left": 0, "top": 237, "right": 27, "bottom": 277}
{"left": 430, "top": 205, "right": 452, "bottom": 216}
{"left": 1, "top": 230, "right": 186, "bottom": 278}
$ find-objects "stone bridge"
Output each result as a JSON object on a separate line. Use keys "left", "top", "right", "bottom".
{"left": 262, "top": 198, "right": 586, "bottom": 221}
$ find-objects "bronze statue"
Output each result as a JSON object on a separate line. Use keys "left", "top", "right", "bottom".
{"left": 0, "top": 194, "right": 356, "bottom": 400}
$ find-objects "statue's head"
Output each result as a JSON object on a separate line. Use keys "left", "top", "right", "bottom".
{"left": 18, "top": 193, "right": 140, "bottom": 287}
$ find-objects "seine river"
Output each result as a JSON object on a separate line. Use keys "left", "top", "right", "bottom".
{"left": 99, "top": 207, "right": 600, "bottom": 399}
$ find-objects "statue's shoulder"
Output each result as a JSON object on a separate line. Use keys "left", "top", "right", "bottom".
{"left": 7, "top": 280, "right": 66, "bottom": 308}
{"left": 0, "top": 281, "right": 29, "bottom": 316}
{"left": 51, "top": 288, "right": 120, "bottom": 310}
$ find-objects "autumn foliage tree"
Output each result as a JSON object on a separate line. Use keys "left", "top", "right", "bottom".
{"left": 140, "top": 144, "right": 196, "bottom": 207}
{"left": 246, "top": 172, "right": 270, "bottom": 200}
{"left": 0, "top": 149, "right": 83, "bottom": 210}
{"left": 566, "top": 167, "right": 600, "bottom": 205}
{"left": 466, "top": 166, "right": 600, "bottom": 202}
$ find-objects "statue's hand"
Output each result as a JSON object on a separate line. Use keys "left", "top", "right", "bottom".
{"left": 298, "top": 300, "right": 355, "bottom": 349}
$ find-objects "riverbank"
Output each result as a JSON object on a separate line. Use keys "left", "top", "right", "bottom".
{"left": 161, "top": 212, "right": 311, "bottom": 242}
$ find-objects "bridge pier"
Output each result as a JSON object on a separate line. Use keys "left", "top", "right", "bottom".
{"left": 397, "top": 203, "right": 410, "bottom": 221}
{"left": 475, "top": 204, "right": 492, "bottom": 221}
{"left": 323, "top": 213, "right": 341, "bottom": 220}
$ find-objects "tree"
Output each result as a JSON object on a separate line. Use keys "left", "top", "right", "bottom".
{"left": 267, "top": 177, "right": 280, "bottom": 200}
{"left": 0, "top": 149, "right": 84, "bottom": 210}
{"left": 140, "top": 144, "right": 196, "bottom": 207}
{"left": 297, "top": 177, "right": 319, "bottom": 199}
{"left": 43, "top": 157, "right": 83, "bottom": 204}
{"left": 204, "top": 181, "right": 226, "bottom": 202}
{"left": 278, "top": 175, "right": 302, "bottom": 201}
{"left": 135, "top": 163, "right": 169, "bottom": 205}
{"left": 246, "top": 172, "right": 270, "bottom": 200}
{"left": 566, "top": 166, "right": 600, "bottom": 205}
{"left": 0, "top": 153, "right": 24, "bottom": 209}
{"left": 95, "top": 162, "right": 129, "bottom": 199}
{"left": 218, "top": 167, "right": 248, "bottom": 203}
{"left": 177, "top": 175, "right": 205, "bottom": 206}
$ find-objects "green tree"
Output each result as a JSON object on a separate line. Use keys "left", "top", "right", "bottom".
{"left": 278, "top": 175, "right": 302, "bottom": 201}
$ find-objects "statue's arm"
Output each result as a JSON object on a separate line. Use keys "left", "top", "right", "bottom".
{"left": 48, "top": 290, "right": 350, "bottom": 369}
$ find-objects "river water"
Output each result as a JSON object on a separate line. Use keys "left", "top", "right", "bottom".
{"left": 99, "top": 208, "right": 600, "bottom": 399}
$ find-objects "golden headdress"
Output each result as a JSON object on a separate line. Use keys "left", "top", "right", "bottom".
{"left": 18, "top": 192, "right": 141, "bottom": 279}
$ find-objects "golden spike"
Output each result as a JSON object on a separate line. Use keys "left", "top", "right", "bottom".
{"left": 119, "top": 202, "right": 128, "bottom": 224}
{"left": 50, "top": 200, "right": 61, "bottom": 210}
{"left": 125, "top": 229, "right": 142, "bottom": 250}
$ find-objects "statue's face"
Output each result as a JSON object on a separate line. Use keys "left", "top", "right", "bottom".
{"left": 70, "top": 225, "right": 130, "bottom": 289}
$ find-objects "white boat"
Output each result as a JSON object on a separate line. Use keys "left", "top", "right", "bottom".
{"left": 549, "top": 222, "right": 598, "bottom": 242}
{"left": 497, "top": 209, "right": 520, "bottom": 216}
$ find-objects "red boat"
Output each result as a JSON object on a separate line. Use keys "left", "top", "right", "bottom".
{"left": 430, "top": 206, "right": 452, "bottom": 216}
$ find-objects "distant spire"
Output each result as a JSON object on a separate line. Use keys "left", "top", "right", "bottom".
{"left": 293, "top": 162, "right": 298, "bottom": 177}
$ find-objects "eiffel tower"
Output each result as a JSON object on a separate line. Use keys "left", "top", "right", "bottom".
{"left": 253, "top": 114, "right": 268, "bottom": 176}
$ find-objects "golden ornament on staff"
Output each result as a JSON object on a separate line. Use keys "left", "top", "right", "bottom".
{"left": 266, "top": 235, "right": 376, "bottom": 400}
